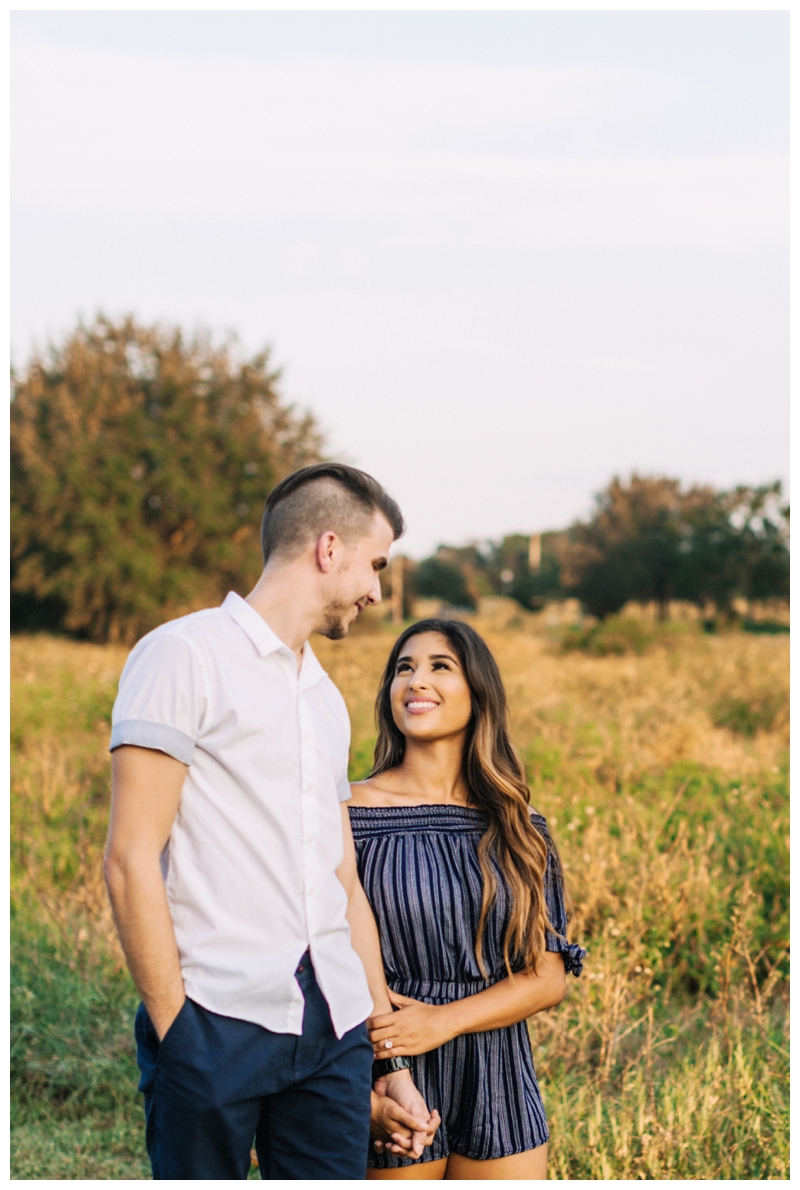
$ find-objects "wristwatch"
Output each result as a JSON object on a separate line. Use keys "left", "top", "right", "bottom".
{"left": 372, "top": 1054, "right": 413, "bottom": 1080}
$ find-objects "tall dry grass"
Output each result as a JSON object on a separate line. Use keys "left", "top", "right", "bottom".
{"left": 11, "top": 617, "right": 789, "bottom": 1179}
{"left": 318, "top": 617, "right": 790, "bottom": 1179}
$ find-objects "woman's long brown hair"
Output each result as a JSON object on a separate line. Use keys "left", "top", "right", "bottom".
{"left": 371, "top": 617, "right": 559, "bottom": 978}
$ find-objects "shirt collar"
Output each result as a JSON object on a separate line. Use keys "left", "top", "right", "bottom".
{"left": 222, "top": 592, "right": 287, "bottom": 657}
{"left": 298, "top": 641, "right": 326, "bottom": 691}
{"left": 221, "top": 592, "right": 326, "bottom": 688}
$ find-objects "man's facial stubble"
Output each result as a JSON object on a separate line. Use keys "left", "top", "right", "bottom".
{"left": 318, "top": 595, "right": 353, "bottom": 640}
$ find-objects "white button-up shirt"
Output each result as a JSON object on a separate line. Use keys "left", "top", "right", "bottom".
{"left": 110, "top": 591, "right": 372, "bottom": 1038}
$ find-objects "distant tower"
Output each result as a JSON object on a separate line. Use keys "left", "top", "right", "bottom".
{"left": 528, "top": 533, "right": 542, "bottom": 573}
{"left": 391, "top": 555, "right": 404, "bottom": 625}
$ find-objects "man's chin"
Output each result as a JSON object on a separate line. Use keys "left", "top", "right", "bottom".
{"left": 318, "top": 600, "right": 362, "bottom": 641}
{"left": 318, "top": 612, "right": 353, "bottom": 641}
{"left": 319, "top": 622, "right": 349, "bottom": 641}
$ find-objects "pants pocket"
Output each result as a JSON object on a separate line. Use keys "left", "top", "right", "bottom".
{"left": 157, "top": 997, "right": 191, "bottom": 1056}
{"left": 134, "top": 1002, "right": 159, "bottom": 1095}
{"left": 135, "top": 998, "right": 192, "bottom": 1094}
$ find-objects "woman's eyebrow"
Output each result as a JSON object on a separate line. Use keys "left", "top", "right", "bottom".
{"left": 396, "top": 652, "right": 459, "bottom": 664}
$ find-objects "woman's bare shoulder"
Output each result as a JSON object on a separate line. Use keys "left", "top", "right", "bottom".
{"left": 347, "top": 778, "right": 388, "bottom": 807}
{"left": 347, "top": 773, "right": 407, "bottom": 808}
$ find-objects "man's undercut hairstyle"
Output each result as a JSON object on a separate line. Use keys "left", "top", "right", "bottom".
{"left": 260, "top": 463, "right": 405, "bottom": 565}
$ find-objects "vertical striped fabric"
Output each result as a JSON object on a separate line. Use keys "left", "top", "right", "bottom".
{"left": 349, "top": 804, "right": 585, "bottom": 1169}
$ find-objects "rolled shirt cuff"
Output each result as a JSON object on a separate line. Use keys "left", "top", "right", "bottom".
{"left": 110, "top": 719, "right": 196, "bottom": 765}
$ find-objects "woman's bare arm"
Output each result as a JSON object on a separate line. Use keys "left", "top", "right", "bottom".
{"left": 367, "top": 953, "right": 567, "bottom": 1057}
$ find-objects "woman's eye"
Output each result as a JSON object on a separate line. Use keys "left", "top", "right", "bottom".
{"left": 432, "top": 662, "right": 451, "bottom": 670}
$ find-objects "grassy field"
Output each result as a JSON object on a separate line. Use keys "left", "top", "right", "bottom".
{"left": 11, "top": 612, "right": 789, "bottom": 1179}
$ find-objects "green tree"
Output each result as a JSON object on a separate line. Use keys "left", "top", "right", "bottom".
{"left": 678, "top": 482, "right": 789, "bottom": 616}
{"left": 11, "top": 315, "right": 322, "bottom": 643}
{"left": 560, "top": 475, "right": 790, "bottom": 620}
{"left": 487, "top": 533, "right": 564, "bottom": 610}
{"left": 560, "top": 476, "right": 685, "bottom": 619}
{"left": 414, "top": 556, "right": 477, "bottom": 610}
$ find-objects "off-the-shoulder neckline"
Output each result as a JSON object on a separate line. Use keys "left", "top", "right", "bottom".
{"left": 347, "top": 802, "right": 546, "bottom": 820}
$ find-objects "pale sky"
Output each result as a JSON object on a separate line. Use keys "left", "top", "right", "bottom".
{"left": 11, "top": 11, "right": 788, "bottom": 557}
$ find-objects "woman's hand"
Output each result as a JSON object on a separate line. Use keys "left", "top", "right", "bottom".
{"left": 369, "top": 1089, "right": 441, "bottom": 1159}
{"left": 368, "top": 990, "right": 456, "bottom": 1057}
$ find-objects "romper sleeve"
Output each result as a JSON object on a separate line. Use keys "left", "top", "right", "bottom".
{"left": 532, "top": 811, "right": 586, "bottom": 977}
{"left": 110, "top": 629, "right": 209, "bottom": 765}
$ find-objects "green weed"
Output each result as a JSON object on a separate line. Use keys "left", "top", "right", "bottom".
{"left": 711, "top": 691, "right": 788, "bottom": 737}
{"left": 560, "top": 615, "right": 696, "bottom": 658}
{"left": 11, "top": 632, "right": 789, "bottom": 1179}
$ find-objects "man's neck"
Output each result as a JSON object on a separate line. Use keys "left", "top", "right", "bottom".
{"left": 245, "top": 565, "right": 320, "bottom": 668}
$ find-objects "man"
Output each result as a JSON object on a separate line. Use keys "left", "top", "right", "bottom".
{"left": 104, "top": 463, "right": 438, "bottom": 1179}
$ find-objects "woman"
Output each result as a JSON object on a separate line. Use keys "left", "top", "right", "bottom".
{"left": 348, "top": 618, "right": 585, "bottom": 1180}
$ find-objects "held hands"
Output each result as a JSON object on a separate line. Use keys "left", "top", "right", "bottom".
{"left": 369, "top": 990, "right": 455, "bottom": 1057}
{"left": 368, "top": 993, "right": 448, "bottom": 1160}
{"left": 371, "top": 1070, "right": 441, "bottom": 1159}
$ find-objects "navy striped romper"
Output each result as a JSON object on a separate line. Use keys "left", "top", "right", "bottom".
{"left": 349, "top": 803, "right": 585, "bottom": 1169}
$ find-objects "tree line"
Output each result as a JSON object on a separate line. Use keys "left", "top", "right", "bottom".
{"left": 11, "top": 316, "right": 789, "bottom": 644}
{"left": 411, "top": 475, "right": 789, "bottom": 621}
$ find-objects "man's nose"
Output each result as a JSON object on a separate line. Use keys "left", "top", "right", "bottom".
{"left": 367, "top": 572, "right": 382, "bottom": 605}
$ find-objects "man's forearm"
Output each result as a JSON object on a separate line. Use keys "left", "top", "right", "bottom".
{"left": 104, "top": 852, "right": 185, "bottom": 1038}
{"left": 345, "top": 871, "right": 439, "bottom": 1157}
{"left": 345, "top": 879, "right": 393, "bottom": 1016}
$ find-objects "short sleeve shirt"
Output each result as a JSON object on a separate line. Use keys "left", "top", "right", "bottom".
{"left": 110, "top": 591, "right": 373, "bottom": 1038}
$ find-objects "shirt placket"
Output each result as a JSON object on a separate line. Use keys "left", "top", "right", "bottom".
{"left": 297, "top": 690, "right": 322, "bottom": 940}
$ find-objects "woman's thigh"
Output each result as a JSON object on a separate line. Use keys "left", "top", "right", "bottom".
{"left": 445, "top": 1143, "right": 548, "bottom": 1181}
{"left": 367, "top": 1157, "right": 449, "bottom": 1180}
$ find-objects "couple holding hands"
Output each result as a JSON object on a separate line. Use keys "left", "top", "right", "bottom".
{"left": 104, "top": 463, "right": 584, "bottom": 1180}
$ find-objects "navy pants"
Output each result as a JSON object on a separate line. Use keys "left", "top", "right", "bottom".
{"left": 134, "top": 955, "right": 373, "bottom": 1179}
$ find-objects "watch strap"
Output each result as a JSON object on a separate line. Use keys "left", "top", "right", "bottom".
{"left": 372, "top": 1054, "right": 413, "bottom": 1080}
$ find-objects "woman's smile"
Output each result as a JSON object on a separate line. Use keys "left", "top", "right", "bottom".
{"left": 405, "top": 699, "right": 440, "bottom": 714}
{"left": 390, "top": 631, "right": 473, "bottom": 740}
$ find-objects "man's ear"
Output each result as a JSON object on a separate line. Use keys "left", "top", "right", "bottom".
{"left": 315, "top": 531, "right": 338, "bottom": 573}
